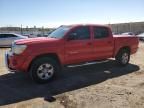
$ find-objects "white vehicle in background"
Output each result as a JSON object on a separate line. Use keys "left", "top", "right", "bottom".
{"left": 121, "top": 32, "right": 135, "bottom": 36}
{"left": 137, "top": 33, "right": 144, "bottom": 41}
{"left": 23, "top": 34, "right": 37, "bottom": 38}
{"left": 0, "top": 33, "right": 28, "bottom": 47}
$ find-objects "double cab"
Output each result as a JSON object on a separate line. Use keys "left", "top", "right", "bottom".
{"left": 5, "top": 24, "right": 139, "bottom": 83}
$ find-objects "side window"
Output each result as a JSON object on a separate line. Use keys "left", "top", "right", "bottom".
{"left": 0, "top": 34, "right": 5, "bottom": 38}
{"left": 4, "top": 34, "right": 17, "bottom": 38}
{"left": 69, "top": 26, "right": 90, "bottom": 40}
{"left": 94, "top": 27, "right": 109, "bottom": 39}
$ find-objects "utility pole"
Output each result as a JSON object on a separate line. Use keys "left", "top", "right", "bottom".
{"left": 130, "top": 23, "right": 132, "bottom": 32}
{"left": 129, "top": 22, "right": 132, "bottom": 32}
{"left": 26, "top": 26, "right": 28, "bottom": 34}
{"left": 21, "top": 24, "right": 23, "bottom": 35}
{"left": 42, "top": 26, "right": 44, "bottom": 36}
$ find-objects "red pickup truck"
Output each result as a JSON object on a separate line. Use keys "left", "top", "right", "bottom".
{"left": 5, "top": 24, "right": 139, "bottom": 83}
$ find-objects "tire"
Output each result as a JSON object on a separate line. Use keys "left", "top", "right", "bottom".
{"left": 29, "top": 57, "right": 59, "bottom": 84}
{"left": 116, "top": 49, "right": 130, "bottom": 66}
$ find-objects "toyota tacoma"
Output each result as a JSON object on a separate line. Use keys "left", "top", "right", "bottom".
{"left": 5, "top": 24, "right": 139, "bottom": 83}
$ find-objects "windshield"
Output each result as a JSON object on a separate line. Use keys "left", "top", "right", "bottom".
{"left": 48, "top": 26, "right": 71, "bottom": 39}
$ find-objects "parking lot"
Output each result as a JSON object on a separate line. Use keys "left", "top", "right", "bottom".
{"left": 0, "top": 42, "right": 144, "bottom": 108}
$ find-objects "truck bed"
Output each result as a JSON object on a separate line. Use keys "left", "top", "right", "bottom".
{"left": 113, "top": 35, "right": 139, "bottom": 56}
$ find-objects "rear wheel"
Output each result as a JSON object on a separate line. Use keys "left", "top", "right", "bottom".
{"left": 116, "top": 49, "right": 130, "bottom": 66}
{"left": 30, "top": 57, "right": 59, "bottom": 83}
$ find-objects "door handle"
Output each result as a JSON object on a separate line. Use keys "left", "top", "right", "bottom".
{"left": 107, "top": 41, "right": 112, "bottom": 44}
{"left": 87, "top": 42, "right": 92, "bottom": 45}
{"left": 69, "top": 51, "right": 79, "bottom": 54}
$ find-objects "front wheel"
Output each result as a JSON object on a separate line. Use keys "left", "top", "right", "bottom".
{"left": 29, "top": 57, "right": 59, "bottom": 83}
{"left": 116, "top": 49, "right": 130, "bottom": 66}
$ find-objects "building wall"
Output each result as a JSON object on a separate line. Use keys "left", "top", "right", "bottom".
{"left": 110, "top": 22, "right": 144, "bottom": 34}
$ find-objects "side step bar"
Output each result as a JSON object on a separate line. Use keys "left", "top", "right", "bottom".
{"left": 67, "top": 60, "right": 109, "bottom": 68}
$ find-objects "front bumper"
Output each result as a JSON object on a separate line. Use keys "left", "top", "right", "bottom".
{"left": 5, "top": 51, "right": 17, "bottom": 72}
{"left": 5, "top": 50, "right": 33, "bottom": 72}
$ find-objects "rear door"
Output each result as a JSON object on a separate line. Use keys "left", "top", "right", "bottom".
{"left": 64, "top": 26, "right": 93, "bottom": 64}
{"left": 92, "top": 26, "right": 114, "bottom": 59}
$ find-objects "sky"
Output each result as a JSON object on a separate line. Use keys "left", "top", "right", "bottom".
{"left": 0, "top": 0, "right": 144, "bottom": 28}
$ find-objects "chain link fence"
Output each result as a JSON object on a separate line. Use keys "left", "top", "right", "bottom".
{"left": 0, "top": 26, "right": 54, "bottom": 37}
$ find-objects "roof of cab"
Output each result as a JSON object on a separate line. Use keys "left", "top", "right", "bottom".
{"left": 62, "top": 24, "right": 110, "bottom": 28}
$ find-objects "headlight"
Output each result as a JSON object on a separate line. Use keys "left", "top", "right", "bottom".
{"left": 11, "top": 43, "right": 27, "bottom": 55}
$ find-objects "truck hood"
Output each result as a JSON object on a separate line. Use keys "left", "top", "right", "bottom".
{"left": 15, "top": 37, "right": 59, "bottom": 45}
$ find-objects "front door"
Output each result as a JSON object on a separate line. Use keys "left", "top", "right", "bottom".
{"left": 64, "top": 26, "right": 93, "bottom": 64}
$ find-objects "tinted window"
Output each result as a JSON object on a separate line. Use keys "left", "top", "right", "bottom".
{"left": 0, "top": 34, "right": 17, "bottom": 38}
{"left": 4, "top": 34, "right": 17, "bottom": 38}
{"left": 94, "top": 27, "right": 109, "bottom": 39}
{"left": 69, "top": 26, "right": 90, "bottom": 40}
{"left": 0, "top": 34, "right": 5, "bottom": 38}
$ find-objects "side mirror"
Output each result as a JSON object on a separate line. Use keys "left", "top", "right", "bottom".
{"left": 67, "top": 33, "right": 77, "bottom": 40}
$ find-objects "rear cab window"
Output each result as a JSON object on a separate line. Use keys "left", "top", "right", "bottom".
{"left": 93, "top": 26, "right": 110, "bottom": 39}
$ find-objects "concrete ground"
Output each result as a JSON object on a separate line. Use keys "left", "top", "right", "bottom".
{"left": 0, "top": 42, "right": 144, "bottom": 108}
